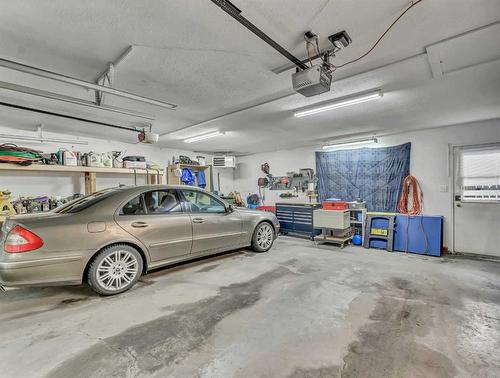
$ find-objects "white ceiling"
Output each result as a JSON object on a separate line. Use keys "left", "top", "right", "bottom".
{"left": 0, "top": 0, "right": 499, "bottom": 153}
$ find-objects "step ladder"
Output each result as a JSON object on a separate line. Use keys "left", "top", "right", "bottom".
{"left": 363, "top": 212, "right": 396, "bottom": 251}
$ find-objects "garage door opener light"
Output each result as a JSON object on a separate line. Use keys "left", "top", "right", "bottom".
{"left": 294, "top": 90, "right": 383, "bottom": 118}
{"left": 184, "top": 131, "right": 225, "bottom": 144}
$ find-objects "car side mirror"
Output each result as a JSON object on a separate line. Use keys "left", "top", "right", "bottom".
{"left": 227, "top": 204, "right": 236, "bottom": 213}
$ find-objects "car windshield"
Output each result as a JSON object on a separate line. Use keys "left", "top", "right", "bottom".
{"left": 55, "top": 188, "right": 120, "bottom": 214}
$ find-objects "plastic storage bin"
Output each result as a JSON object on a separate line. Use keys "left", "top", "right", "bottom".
{"left": 322, "top": 201, "right": 347, "bottom": 210}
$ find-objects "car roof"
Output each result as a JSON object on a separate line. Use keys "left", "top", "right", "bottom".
{"left": 101, "top": 185, "right": 214, "bottom": 204}
{"left": 114, "top": 185, "right": 208, "bottom": 194}
{"left": 61, "top": 185, "right": 218, "bottom": 215}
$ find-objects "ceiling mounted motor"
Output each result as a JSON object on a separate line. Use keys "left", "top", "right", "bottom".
{"left": 292, "top": 65, "right": 332, "bottom": 97}
{"left": 292, "top": 30, "right": 352, "bottom": 97}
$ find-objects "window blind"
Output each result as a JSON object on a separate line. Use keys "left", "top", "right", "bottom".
{"left": 456, "top": 144, "right": 500, "bottom": 202}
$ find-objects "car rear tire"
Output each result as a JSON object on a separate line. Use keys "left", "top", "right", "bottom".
{"left": 252, "top": 222, "right": 275, "bottom": 252}
{"left": 87, "top": 244, "right": 143, "bottom": 296}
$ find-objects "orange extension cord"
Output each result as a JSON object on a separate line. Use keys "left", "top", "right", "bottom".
{"left": 398, "top": 175, "right": 423, "bottom": 215}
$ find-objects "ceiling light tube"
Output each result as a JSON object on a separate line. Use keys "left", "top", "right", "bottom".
{"left": 0, "top": 57, "right": 177, "bottom": 110}
{"left": 184, "top": 131, "right": 225, "bottom": 143}
{"left": 322, "top": 137, "right": 377, "bottom": 150}
{"left": 294, "top": 90, "right": 383, "bottom": 118}
{"left": 0, "top": 133, "right": 89, "bottom": 145}
{"left": 0, "top": 124, "right": 89, "bottom": 145}
{"left": 0, "top": 80, "right": 156, "bottom": 120}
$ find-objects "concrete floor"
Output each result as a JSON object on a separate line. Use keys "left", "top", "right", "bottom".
{"left": 0, "top": 237, "right": 499, "bottom": 378}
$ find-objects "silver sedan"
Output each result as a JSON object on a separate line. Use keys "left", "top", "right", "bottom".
{"left": 0, "top": 185, "right": 279, "bottom": 295}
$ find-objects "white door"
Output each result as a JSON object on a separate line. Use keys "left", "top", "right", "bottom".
{"left": 453, "top": 144, "right": 500, "bottom": 256}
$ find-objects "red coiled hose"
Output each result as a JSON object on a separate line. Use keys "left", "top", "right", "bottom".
{"left": 398, "top": 175, "right": 423, "bottom": 215}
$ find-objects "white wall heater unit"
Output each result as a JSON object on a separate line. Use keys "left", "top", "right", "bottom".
{"left": 212, "top": 156, "right": 236, "bottom": 168}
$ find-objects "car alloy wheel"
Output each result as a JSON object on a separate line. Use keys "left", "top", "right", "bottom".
{"left": 88, "top": 245, "right": 143, "bottom": 296}
{"left": 95, "top": 250, "right": 139, "bottom": 292}
{"left": 256, "top": 223, "right": 274, "bottom": 250}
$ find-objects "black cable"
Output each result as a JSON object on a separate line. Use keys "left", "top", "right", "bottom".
{"left": 0, "top": 102, "right": 140, "bottom": 132}
{"left": 334, "top": 0, "right": 424, "bottom": 68}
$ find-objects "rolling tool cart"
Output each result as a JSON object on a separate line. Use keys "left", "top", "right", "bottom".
{"left": 313, "top": 209, "right": 353, "bottom": 248}
{"left": 276, "top": 203, "right": 321, "bottom": 239}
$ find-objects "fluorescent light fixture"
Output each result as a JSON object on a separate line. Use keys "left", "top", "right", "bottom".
{"left": 0, "top": 125, "right": 89, "bottom": 145}
{"left": 0, "top": 133, "right": 89, "bottom": 145}
{"left": 322, "top": 137, "right": 378, "bottom": 150}
{"left": 0, "top": 80, "right": 156, "bottom": 120}
{"left": 184, "top": 131, "right": 225, "bottom": 143}
{"left": 294, "top": 90, "right": 383, "bottom": 118}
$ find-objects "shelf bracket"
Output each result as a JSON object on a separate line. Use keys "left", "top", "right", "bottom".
{"left": 95, "top": 46, "right": 133, "bottom": 106}
{"left": 84, "top": 172, "right": 97, "bottom": 195}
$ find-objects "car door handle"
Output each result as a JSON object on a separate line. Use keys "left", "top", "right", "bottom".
{"left": 192, "top": 218, "right": 204, "bottom": 224}
{"left": 131, "top": 221, "right": 149, "bottom": 228}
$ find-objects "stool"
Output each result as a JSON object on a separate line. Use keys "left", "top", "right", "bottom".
{"left": 363, "top": 212, "right": 396, "bottom": 251}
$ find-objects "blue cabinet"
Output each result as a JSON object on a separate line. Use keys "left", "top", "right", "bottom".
{"left": 393, "top": 215, "right": 443, "bottom": 256}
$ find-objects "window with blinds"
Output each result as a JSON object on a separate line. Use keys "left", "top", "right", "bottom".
{"left": 456, "top": 144, "right": 500, "bottom": 202}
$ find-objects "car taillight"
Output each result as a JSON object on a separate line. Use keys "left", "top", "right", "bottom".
{"left": 4, "top": 225, "right": 44, "bottom": 253}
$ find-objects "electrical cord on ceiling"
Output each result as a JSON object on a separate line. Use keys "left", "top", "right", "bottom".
{"left": 316, "top": 39, "right": 339, "bottom": 73}
{"left": 304, "top": 35, "right": 339, "bottom": 72}
{"left": 333, "top": 0, "right": 424, "bottom": 69}
{"left": 304, "top": 36, "right": 315, "bottom": 67}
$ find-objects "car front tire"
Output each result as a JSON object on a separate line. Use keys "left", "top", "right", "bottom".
{"left": 87, "top": 244, "right": 143, "bottom": 296}
{"left": 252, "top": 222, "right": 275, "bottom": 252}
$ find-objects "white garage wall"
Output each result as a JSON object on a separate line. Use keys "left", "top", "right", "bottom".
{"left": 233, "top": 119, "right": 500, "bottom": 249}
{"left": 212, "top": 166, "right": 235, "bottom": 196}
{"left": 0, "top": 125, "right": 234, "bottom": 197}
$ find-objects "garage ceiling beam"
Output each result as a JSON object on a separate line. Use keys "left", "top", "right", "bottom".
{"left": 0, "top": 57, "right": 178, "bottom": 110}
{"left": 160, "top": 52, "right": 427, "bottom": 138}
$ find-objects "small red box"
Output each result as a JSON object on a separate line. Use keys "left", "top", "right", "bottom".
{"left": 322, "top": 201, "right": 347, "bottom": 210}
{"left": 256, "top": 206, "right": 276, "bottom": 213}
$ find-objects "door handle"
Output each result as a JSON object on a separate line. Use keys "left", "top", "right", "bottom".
{"left": 131, "top": 221, "right": 149, "bottom": 228}
{"left": 192, "top": 218, "right": 205, "bottom": 224}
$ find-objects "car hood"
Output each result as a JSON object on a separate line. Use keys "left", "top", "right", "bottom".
{"left": 235, "top": 207, "right": 263, "bottom": 215}
{"left": 235, "top": 207, "right": 278, "bottom": 220}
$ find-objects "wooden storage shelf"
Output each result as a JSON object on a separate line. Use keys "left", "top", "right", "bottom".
{"left": 0, "top": 164, "right": 163, "bottom": 175}
{"left": 315, "top": 234, "right": 352, "bottom": 248}
{"left": 0, "top": 163, "right": 164, "bottom": 195}
{"left": 167, "top": 163, "right": 212, "bottom": 190}
{"left": 173, "top": 163, "right": 210, "bottom": 170}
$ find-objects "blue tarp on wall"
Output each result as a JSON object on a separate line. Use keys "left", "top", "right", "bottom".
{"left": 315, "top": 142, "right": 411, "bottom": 212}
